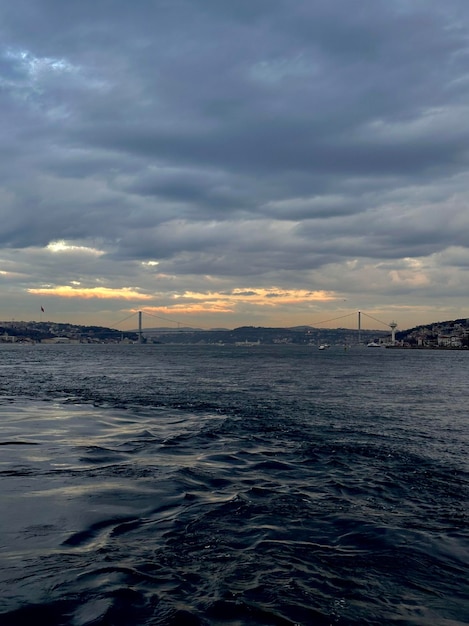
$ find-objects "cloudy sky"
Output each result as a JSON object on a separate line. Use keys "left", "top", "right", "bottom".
{"left": 1, "top": 0, "right": 469, "bottom": 332}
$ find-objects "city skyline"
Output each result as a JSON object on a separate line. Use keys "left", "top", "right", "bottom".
{"left": 2, "top": 1, "right": 469, "bottom": 330}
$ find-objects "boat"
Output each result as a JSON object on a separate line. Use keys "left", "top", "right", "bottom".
{"left": 318, "top": 344, "right": 330, "bottom": 350}
{"left": 367, "top": 341, "right": 383, "bottom": 347}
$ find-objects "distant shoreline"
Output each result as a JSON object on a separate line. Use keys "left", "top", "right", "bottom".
{"left": 386, "top": 345, "right": 469, "bottom": 350}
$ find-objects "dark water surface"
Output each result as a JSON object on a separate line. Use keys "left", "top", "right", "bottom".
{"left": 0, "top": 344, "right": 467, "bottom": 625}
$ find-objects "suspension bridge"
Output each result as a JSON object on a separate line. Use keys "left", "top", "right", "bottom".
{"left": 113, "top": 309, "right": 398, "bottom": 344}
{"left": 308, "top": 310, "right": 398, "bottom": 344}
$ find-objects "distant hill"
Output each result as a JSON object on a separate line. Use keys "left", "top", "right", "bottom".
{"left": 0, "top": 320, "right": 138, "bottom": 343}
{"left": 395, "top": 317, "right": 469, "bottom": 347}
{"left": 396, "top": 317, "right": 469, "bottom": 336}
{"left": 142, "top": 324, "right": 387, "bottom": 345}
{"left": 132, "top": 326, "right": 204, "bottom": 334}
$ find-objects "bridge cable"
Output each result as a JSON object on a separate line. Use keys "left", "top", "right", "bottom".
{"left": 310, "top": 312, "right": 358, "bottom": 327}
{"left": 360, "top": 312, "right": 392, "bottom": 329}
{"left": 113, "top": 311, "right": 139, "bottom": 328}
{"left": 142, "top": 310, "right": 211, "bottom": 330}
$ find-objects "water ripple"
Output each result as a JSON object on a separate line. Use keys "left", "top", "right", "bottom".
{"left": 0, "top": 345, "right": 468, "bottom": 625}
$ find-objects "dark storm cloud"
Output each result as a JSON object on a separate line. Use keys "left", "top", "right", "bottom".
{"left": 123, "top": 167, "right": 253, "bottom": 216}
{"left": 2, "top": 0, "right": 469, "bottom": 326}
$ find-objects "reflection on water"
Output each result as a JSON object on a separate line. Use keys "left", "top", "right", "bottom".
{"left": 0, "top": 345, "right": 468, "bottom": 625}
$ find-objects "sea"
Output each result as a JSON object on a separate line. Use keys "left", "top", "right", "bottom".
{"left": 0, "top": 343, "right": 467, "bottom": 626}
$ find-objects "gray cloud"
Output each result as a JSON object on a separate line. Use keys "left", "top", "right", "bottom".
{"left": 1, "top": 0, "right": 469, "bottom": 328}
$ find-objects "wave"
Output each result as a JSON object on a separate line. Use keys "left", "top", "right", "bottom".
{"left": 0, "top": 346, "right": 468, "bottom": 624}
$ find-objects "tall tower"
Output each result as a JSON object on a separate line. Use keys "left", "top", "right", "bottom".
{"left": 138, "top": 310, "right": 143, "bottom": 344}
{"left": 389, "top": 320, "right": 398, "bottom": 344}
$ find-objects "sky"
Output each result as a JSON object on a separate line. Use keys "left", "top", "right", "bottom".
{"left": 1, "top": 0, "right": 469, "bottom": 333}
